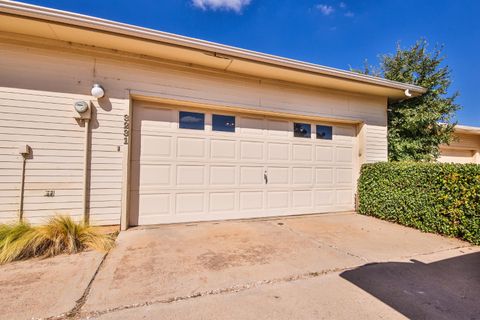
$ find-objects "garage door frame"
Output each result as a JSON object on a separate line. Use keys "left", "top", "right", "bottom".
{"left": 121, "top": 93, "right": 363, "bottom": 229}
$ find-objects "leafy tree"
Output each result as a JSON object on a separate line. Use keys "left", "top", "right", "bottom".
{"left": 356, "top": 40, "right": 460, "bottom": 161}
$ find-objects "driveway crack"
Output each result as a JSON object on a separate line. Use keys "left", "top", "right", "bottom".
{"left": 45, "top": 251, "right": 110, "bottom": 320}
{"left": 398, "top": 244, "right": 475, "bottom": 261}
{"left": 77, "top": 265, "right": 356, "bottom": 319}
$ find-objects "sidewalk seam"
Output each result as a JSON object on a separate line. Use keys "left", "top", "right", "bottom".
{"left": 46, "top": 251, "right": 110, "bottom": 320}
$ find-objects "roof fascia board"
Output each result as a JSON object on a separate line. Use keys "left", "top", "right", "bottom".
{"left": 0, "top": 0, "right": 427, "bottom": 95}
{"left": 455, "top": 125, "right": 480, "bottom": 135}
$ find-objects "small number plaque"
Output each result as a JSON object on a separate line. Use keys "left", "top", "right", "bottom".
{"left": 123, "top": 114, "right": 129, "bottom": 145}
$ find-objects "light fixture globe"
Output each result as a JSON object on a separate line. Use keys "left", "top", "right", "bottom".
{"left": 91, "top": 84, "right": 105, "bottom": 98}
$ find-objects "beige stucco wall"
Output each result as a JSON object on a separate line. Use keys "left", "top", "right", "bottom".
{"left": 439, "top": 132, "right": 480, "bottom": 164}
{"left": 0, "top": 35, "right": 388, "bottom": 225}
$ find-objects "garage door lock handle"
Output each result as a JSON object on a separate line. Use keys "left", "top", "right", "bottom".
{"left": 264, "top": 171, "right": 268, "bottom": 184}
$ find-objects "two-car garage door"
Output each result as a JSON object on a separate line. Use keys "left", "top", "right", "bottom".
{"left": 129, "top": 101, "right": 357, "bottom": 225}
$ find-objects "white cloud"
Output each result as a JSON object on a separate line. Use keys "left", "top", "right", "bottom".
{"left": 316, "top": 4, "right": 335, "bottom": 15}
{"left": 192, "top": 0, "right": 251, "bottom": 12}
{"left": 344, "top": 11, "right": 354, "bottom": 17}
{"left": 339, "top": 2, "right": 346, "bottom": 8}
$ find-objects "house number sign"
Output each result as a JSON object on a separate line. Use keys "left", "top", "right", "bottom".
{"left": 123, "top": 114, "right": 129, "bottom": 145}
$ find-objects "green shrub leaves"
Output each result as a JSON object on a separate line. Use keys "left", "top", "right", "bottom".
{"left": 358, "top": 162, "right": 480, "bottom": 244}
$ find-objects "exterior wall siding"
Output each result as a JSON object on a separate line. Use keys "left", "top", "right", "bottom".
{"left": 439, "top": 132, "right": 480, "bottom": 164}
{"left": 0, "top": 38, "right": 388, "bottom": 225}
{"left": 364, "top": 125, "right": 388, "bottom": 163}
{"left": 0, "top": 88, "right": 126, "bottom": 225}
{"left": 447, "top": 133, "right": 480, "bottom": 150}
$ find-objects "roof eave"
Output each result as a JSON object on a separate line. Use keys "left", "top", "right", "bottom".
{"left": 0, "top": 0, "right": 427, "bottom": 98}
{"left": 455, "top": 125, "right": 480, "bottom": 135}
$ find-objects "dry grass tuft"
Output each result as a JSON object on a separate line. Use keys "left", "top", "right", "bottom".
{"left": 0, "top": 216, "right": 116, "bottom": 264}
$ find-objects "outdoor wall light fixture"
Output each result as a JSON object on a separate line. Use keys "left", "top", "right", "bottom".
{"left": 91, "top": 83, "right": 105, "bottom": 99}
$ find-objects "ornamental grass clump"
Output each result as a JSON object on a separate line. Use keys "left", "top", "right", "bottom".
{"left": 0, "top": 215, "right": 115, "bottom": 264}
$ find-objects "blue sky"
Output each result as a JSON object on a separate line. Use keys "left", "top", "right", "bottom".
{"left": 24, "top": 0, "right": 479, "bottom": 126}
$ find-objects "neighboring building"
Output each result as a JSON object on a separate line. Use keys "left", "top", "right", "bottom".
{"left": 439, "top": 125, "right": 480, "bottom": 164}
{"left": 0, "top": 1, "right": 425, "bottom": 228}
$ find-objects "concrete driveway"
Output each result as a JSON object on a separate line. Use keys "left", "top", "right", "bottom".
{"left": 1, "top": 212, "right": 478, "bottom": 320}
{"left": 81, "top": 212, "right": 479, "bottom": 320}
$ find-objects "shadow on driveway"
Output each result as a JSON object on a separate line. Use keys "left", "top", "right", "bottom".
{"left": 340, "top": 252, "right": 480, "bottom": 320}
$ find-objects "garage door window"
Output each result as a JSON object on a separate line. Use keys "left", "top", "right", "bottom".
{"left": 294, "top": 122, "right": 311, "bottom": 138}
{"left": 316, "top": 125, "right": 333, "bottom": 140}
{"left": 179, "top": 111, "right": 205, "bottom": 130}
{"left": 212, "top": 114, "right": 235, "bottom": 132}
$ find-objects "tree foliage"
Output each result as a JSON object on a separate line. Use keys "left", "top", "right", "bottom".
{"left": 357, "top": 40, "right": 460, "bottom": 161}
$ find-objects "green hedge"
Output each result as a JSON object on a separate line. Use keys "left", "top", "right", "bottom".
{"left": 358, "top": 162, "right": 480, "bottom": 244}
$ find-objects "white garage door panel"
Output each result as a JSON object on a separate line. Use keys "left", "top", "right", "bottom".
{"left": 211, "top": 139, "right": 236, "bottom": 159}
{"left": 292, "top": 190, "right": 313, "bottom": 208}
{"left": 240, "top": 166, "right": 264, "bottom": 185}
{"left": 292, "top": 167, "right": 313, "bottom": 185}
{"left": 210, "top": 192, "right": 236, "bottom": 212}
{"left": 292, "top": 144, "right": 313, "bottom": 161}
{"left": 176, "top": 165, "right": 205, "bottom": 185}
{"left": 138, "top": 193, "right": 170, "bottom": 216}
{"left": 210, "top": 166, "right": 236, "bottom": 185}
{"left": 336, "top": 146, "right": 353, "bottom": 163}
{"left": 337, "top": 189, "right": 354, "bottom": 205}
{"left": 268, "top": 142, "right": 289, "bottom": 161}
{"left": 315, "top": 190, "right": 335, "bottom": 206}
{"left": 240, "top": 141, "right": 264, "bottom": 160}
{"left": 176, "top": 193, "right": 205, "bottom": 214}
{"left": 316, "top": 146, "right": 334, "bottom": 162}
{"left": 137, "top": 135, "right": 172, "bottom": 159}
{"left": 239, "top": 191, "right": 263, "bottom": 210}
{"left": 177, "top": 137, "right": 205, "bottom": 158}
{"left": 137, "top": 164, "right": 171, "bottom": 188}
{"left": 130, "top": 102, "right": 357, "bottom": 225}
{"left": 316, "top": 168, "right": 334, "bottom": 185}
{"left": 336, "top": 168, "right": 353, "bottom": 184}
